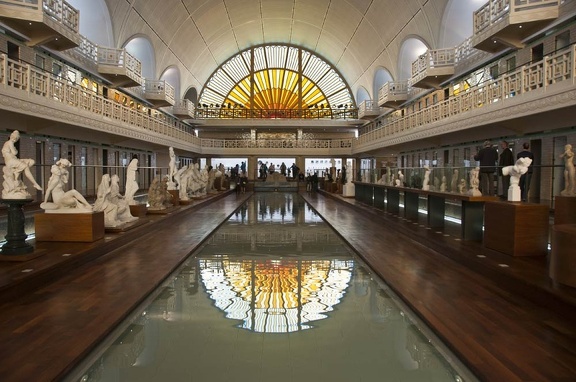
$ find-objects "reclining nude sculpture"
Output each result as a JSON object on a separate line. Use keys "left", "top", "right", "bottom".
{"left": 2, "top": 130, "right": 43, "bottom": 199}
{"left": 41, "top": 158, "right": 92, "bottom": 212}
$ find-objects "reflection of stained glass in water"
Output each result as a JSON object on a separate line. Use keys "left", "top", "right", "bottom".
{"left": 199, "top": 258, "right": 354, "bottom": 333}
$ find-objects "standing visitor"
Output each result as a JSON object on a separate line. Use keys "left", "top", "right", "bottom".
{"left": 517, "top": 142, "right": 535, "bottom": 201}
{"left": 499, "top": 141, "right": 514, "bottom": 198}
{"left": 473, "top": 140, "right": 498, "bottom": 196}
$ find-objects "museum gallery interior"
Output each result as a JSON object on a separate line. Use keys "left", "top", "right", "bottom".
{"left": 1, "top": 0, "right": 576, "bottom": 381}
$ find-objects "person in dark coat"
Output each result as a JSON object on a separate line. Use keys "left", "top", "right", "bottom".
{"left": 474, "top": 140, "right": 498, "bottom": 196}
{"left": 499, "top": 140, "right": 514, "bottom": 197}
{"left": 517, "top": 142, "right": 535, "bottom": 201}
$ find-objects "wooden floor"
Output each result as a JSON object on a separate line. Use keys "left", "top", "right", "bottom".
{"left": 0, "top": 190, "right": 575, "bottom": 381}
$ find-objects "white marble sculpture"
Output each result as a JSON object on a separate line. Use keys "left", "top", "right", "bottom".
{"left": 398, "top": 171, "right": 404, "bottom": 187}
{"left": 207, "top": 166, "right": 217, "bottom": 194}
{"left": 93, "top": 174, "right": 122, "bottom": 227}
{"left": 2, "top": 130, "right": 43, "bottom": 199}
{"left": 177, "top": 165, "right": 193, "bottom": 200}
{"left": 41, "top": 158, "right": 92, "bottom": 212}
{"left": 560, "top": 144, "right": 575, "bottom": 196}
{"left": 440, "top": 176, "right": 447, "bottom": 192}
{"left": 422, "top": 166, "right": 431, "bottom": 190}
{"left": 110, "top": 174, "right": 138, "bottom": 223}
{"left": 167, "top": 146, "right": 177, "bottom": 190}
{"left": 450, "top": 169, "right": 459, "bottom": 193}
{"left": 458, "top": 179, "right": 467, "bottom": 194}
{"left": 124, "top": 158, "right": 139, "bottom": 205}
{"left": 189, "top": 163, "right": 203, "bottom": 197}
{"left": 147, "top": 176, "right": 172, "bottom": 210}
{"left": 502, "top": 157, "right": 533, "bottom": 201}
{"left": 377, "top": 175, "right": 386, "bottom": 184}
{"left": 467, "top": 166, "right": 482, "bottom": 196}
{"left": 433, "top": 176, "right": 440, "bottom": 191}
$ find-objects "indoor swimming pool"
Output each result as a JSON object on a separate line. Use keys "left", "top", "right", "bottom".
{"left": 67, "top": 193, "right": 475, "bottom": 382}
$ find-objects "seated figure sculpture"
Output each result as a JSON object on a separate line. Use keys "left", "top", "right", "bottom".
{"left": 41, "top": 158, "right": 92, "bottom": 212}
{"left": 147, "top": 177, "right": 168, "bottom": 210}
{"left": 502, "top": 157, "right": 533, "bottom": 201}
{"left": 2, "top": 130, "right": 43, "bottom": 199}
{"left": 93, "top": 174, "right": 121, "bottom": 227}
{"left": 110, "top": 174, "right": 138, "bottom": 223}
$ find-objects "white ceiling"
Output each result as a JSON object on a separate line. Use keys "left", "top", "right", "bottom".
{"left": 101, "top": 0, "right": 460, "bottom": 99}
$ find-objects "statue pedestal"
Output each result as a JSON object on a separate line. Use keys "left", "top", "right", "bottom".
{"left": 343, "top": 183, "right": 355, "bottom": 197}
{"left": 484, "top": 201, "right": 549, "bottom": 256}
{"left": 35, "top": 211, "right": 105, "bottom": 242}
{"left": 0, "top": 199, "right": 34, "bottom": 255}
{"left": 129, "top": 204, "right": 148, "bottom": 217}
{"left": 554, "top": 195, "right": 576, "bottom": 225}
{"left": 549, "top": 224, "right": 576, "bottom": 287}
{"left": 168, "top": 190, "right": 180, "bottom": 206}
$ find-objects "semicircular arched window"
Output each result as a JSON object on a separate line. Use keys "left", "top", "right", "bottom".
{"left": 198, "top": 45, "right": 355, "bottom": 117}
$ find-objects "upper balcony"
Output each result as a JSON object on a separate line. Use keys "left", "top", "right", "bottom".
{"left": 171, "top": 99, "right": 195, "bottom": 119}
{"left": 143, "top": 79, "right": 175, "bottom": 108}
{"left": 358, "top": 100, "right": 381, "bottom": 120}
{"left": 0, "top": 0, "right": 81, "bottom": 50}
{"left": 97, "top": 47, "right": 143, "bottom": 88}
{"left": 471, "top": 0, "right": 559, "bottom": 53}
{"left": 378, "top": 81, "right": 409, "bottom": 109}
{"left": 410, "top": 48, "right": 455, "bottom": 89}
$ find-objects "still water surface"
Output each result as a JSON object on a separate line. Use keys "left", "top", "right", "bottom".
{"left": 70, "top": 193, "right": 474, "bottom": 382}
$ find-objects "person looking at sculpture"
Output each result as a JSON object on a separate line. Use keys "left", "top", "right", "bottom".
{"left": 560, "top": 143, "right": 575, "bottom": 196}
{"left": 2, "top": 130, "right": 43, "bottom": 196}
{"left": 499, "top": 140, "right": 514, "bottom": 198}
{"left": 516, "top": 142, "right": 535, "bottom": 201}
{"left": 473, "top": 140, "right": 498, "bottom": 196}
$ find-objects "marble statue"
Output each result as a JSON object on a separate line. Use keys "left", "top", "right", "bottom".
{"left": 167, "top": 147, "right": 177, "bottom": 190}
{"left": 93, "top": 174, "right": 121, "bottom": 227}
{"left": 422, "top": 166, "right": 431, "bottom": 190}
{"left": 147, "top": 176, "right": 172, "bottom": 210}
{"left": 377, "top": 175, "right": 386, "bottom": 184}
{"left": 450, "top": 169, "right": 459, "bottom": 193}
{"left": 41, "top": 158, "right": 92, "bottom": 212}
{"left": 124, "top": 157, "right": 139, "bottom": 205}
{"left": 177, "top": 164, "right": 193, "bottom": 200}
{"left": 502, "top": 157, "right": 532, "bottom": 201}
{"left": 560, "top": 144, "right": 575, "bottom": 196}
{"left": 189, "top": 163, "right": 203, "bottom": 197}
{"left": 433, "top": 176, "right": 440, "bottom": 191}
{"left": 468, "top": 166, "right": 482, "bottom": 196}
{"left": 2, "top": 130, "right": 43, "bottom": 199}
{"left": 207, "top": 166, "right": 217, "bottom": 194}
{"left": 458, "top": 178, "right": 467, "bottom": 194}
{"left": 110, "top": 174, "right": 137, "bottom": 223}
{"left": 398, "top": 170, "right": 404, "bottom": 186}
{"left": 440, "top": 176, "right": 447, "bottom": 192}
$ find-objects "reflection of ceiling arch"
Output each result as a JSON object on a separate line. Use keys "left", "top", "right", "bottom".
{"left": 124, "top": 36, "right": 156, "bottom": 80}
{"left": 199, "top": 258, "right": 354, "bottom": 333}
{"left": 67, "top": 0, "right": 113, "bottom": 46}
{"left": 397, "top": 37, "right": 429, "bottom": 81}
{"left": 199, "top": 45, "right": 355, "bottom": 111}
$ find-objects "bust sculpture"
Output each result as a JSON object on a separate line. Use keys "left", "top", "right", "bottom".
{"left": 2, "top": 130, "right": 43, "bottom": 199}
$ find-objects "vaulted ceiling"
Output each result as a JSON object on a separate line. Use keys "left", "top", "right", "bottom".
{"left": 101, "top": 0, "right": 458, "bottom": 99}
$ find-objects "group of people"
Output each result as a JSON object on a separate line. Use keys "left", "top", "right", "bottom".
{"left": 258, "top": 161, "right": 300, "bottom": 180}
{"left": 474, "top": 140, "right": 535, "bottom": 201}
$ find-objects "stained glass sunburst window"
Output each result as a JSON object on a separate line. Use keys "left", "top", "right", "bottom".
{"left": 198, "top": 45, "right": 354, "bottom": 115}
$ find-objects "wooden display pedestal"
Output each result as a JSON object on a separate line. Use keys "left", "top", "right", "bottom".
{"left": 554, "top": 196, "right": 576, "bottom": 225}
{"left": 549, "top": 224, "right": 576, "bottom": 287}
{"left": 35, "top": 211, "right": 105, "bottom": 242}
{"left": 129, "top": 204, "right": 148, "bottom": 217}
{"left": 168, "top": 190, "right": 180, "bottom": 206}
{"left": 484, "top": 201, "right": 549, "bottom": 256}
{"left": 179, "top": 199, "right": 194, "bottom": 205}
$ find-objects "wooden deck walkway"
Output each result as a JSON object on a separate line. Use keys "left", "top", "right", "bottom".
{"left": 0, "top": 190, "right": 575, "bottom": 382}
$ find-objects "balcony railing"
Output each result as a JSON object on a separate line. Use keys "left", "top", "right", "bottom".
{"left": 199, "top": 138, "right": 353, "bottom": 150}
{"left": 378, "top": 81, "right": 409, "bottom": 108}
{"left": 97, "top": 47, "right": 143, "bottom": 87}
{"left": 358, "top": 100, "right": 381, "bottom": 119}
{"left": 143, "top": 79, "right": 175, "bottom": 107}
{"left": 0, "top": 53, "right": 197, "bottom": 147}
{"left": 410, "top": 48, "right": 455, "bottom": 88}
{"left": 194, "top": 106, "right": 358, "bottom": 120}
{"left": 172, "top": 99, "right": 196, "bottom": 118}
{"left": 358, "top": 44, "right": 576, "bottom": 145}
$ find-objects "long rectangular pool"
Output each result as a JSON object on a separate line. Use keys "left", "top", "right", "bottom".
{"left": 66, "top": 193, "right": 476, "bottom": 382}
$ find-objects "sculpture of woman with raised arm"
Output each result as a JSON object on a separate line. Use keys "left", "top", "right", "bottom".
{"left": 2, "top": 130, "right": 43, "bottom": 199}
{"left": 560, "top": 144, "right": 575, "bottom": 196}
